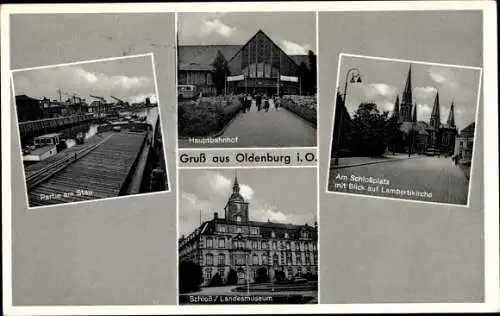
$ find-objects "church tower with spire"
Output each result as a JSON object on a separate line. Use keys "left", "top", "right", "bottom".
{"left": 400, "top": 65, "right": 413, "bottom": 122}
{"left": 430, "top": 91, "right": 441, "bottom": 130}
{"left": 391, "top": 95, "right": 401, "bottom": 122}
{"left": 224, "top": 170, "right": 249, "bottom": 223}
{"left": 446, "top": 100, "right": 456, "bottom": 128}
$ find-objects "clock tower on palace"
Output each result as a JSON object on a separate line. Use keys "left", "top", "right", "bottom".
{"left": 224, "top": 170, "right": 249, "bottom": 223}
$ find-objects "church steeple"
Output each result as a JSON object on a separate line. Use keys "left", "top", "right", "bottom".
{"left": 446, "top": 100, "right": 456, "bottom": 128}
{"left": 412, "top": 103, "right": 417, "bottom": 123}
{"left": 430, "top": 91, "right": 441, "bottom": 129}
{"left": 400, "top": 64, "right": 413, "bottom": 122}
{"left": 402, "top": 65, "right": 412, "bottom": 105}
{"left": 233, "top": 169, "right": 239, "bottom": 193}
{"left": 225, "top": 169, "right": 249, "bottom": 223}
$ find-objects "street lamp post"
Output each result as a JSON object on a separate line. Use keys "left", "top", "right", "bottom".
{"left": 334, "top": 68, "right": 362, "bottom": 165}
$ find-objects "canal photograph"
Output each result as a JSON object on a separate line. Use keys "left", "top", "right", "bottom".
{"left": 327, "top": 54, "right": 482, "bottom": 206}
{"left": 177, "top": 12, "right": 317, "bottom": 148}
{"left": 12, "top": 53, "right": 170, "bottom": 208}
{"left": 178, "top": 168, "right": 318, "bottom": 304}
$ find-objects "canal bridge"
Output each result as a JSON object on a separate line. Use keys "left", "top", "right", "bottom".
{"left": 18, "top": 114, "right": 94, "bottom": 134}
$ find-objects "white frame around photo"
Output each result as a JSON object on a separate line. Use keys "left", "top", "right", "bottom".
{"left": 325, "top": 53, "right": 483, "bottom": 208}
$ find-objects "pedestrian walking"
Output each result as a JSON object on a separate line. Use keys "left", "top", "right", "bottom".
{"left": 255, "top": 94, "right": 261, "bottom": 111}
{"left": 264, "top": 97, "right": 270, "bottom": 112}
{"left": 274, "top": 95, "right": 281, "bottom": 111}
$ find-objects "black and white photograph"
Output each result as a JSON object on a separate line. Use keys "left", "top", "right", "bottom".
{"left": 12, "top": 54, "right": 170, "bottom": 208}
{"left": 178, "top": 168, "right": 318, "bottom": 304}
{"left": 327, "top": 54, "right": 481, "bottom": 206}
{"left": 177, "top": 12, "right": 317, "bottom": 148}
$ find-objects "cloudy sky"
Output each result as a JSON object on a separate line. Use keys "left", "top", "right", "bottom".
{"left": 178, "top": 12, "right": 316, "bottom": 55}
{"left": 12, "top": 55, "right": 158, "bottom": 104}
{"left": 178, "top": 168, "right": 317, "bottom": 237}
{"left": 338, "top": 55, "right": 481, "bottom": 131}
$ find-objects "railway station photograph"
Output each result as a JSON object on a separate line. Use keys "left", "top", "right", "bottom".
{"left": 327, "top": 54, "right": 481, "bottom": 206}
{"left": 177, "top": 12, "right": 317, "bottom": 148}
{"left": 178, "top": 168, "right": 318, "bottom": 304}
{"left": 12, "top": 54, "right": 170, "bottom": 208}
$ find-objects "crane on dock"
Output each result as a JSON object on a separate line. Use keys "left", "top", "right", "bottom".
{"left": 89, "top": 95, "right": 107, "bottom": 116}
{"left": 57, "top": 89, "right": 84, "bottom": 104}
{"left": 56, "top": 89, "right": 86, "bottom": 115}
{"left": 110, "top": 95, "right": 130, "bottom": 107}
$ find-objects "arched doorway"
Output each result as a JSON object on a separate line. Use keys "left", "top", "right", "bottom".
{"left": 255, "top": 266, "right": 268, "bottom": 283}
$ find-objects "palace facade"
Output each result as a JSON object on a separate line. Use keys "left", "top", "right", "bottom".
{"left": 178, "top": 172, "right": 318, "bottom": 286}
{"left": 178, "top": 30, "right": 314, "bottom": 96}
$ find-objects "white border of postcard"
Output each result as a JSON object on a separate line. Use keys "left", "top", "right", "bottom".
{"left": 2, "top": 1, "right": 499, "bottom": 315}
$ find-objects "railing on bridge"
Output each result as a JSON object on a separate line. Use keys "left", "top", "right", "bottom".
{"left": 18, "top": 114, "right": 94, "bottom": 134}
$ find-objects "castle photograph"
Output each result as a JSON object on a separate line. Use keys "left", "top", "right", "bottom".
{"left": 328, "top": 55, "right": 481, "bottom": 205}
{"left": 178, "top": 168, "right": 318, "bottom": 304}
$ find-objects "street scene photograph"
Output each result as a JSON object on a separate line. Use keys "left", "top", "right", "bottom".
{"left": 178, "top": 168, "right": 318, "bottom": 304}
{"left": 177, "top": 12, "right": 317, "bottom": 148}
{"left": 12, "top": 54, "right": 169, "bottom": 208}
{"left": 327, "top": 54, "right": 481, "bottom": 205}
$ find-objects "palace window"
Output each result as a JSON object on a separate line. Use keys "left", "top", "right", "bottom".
{"left": 301, "top": 231, "right": 309, "bottom": 238}
{"left": 218, "top": 267, "right": 225, "bottom": 279}
{"left": 261, "top": 241, "right": 267, "bottom": 249}
{"left": 250, "top": 227, "right": 258, "bottom": 235}
{"left": 238, "top": 241, "right": 245, "bottom": 249}
{"left": 272, "top": 254, "right": 279, "bottom": 266}
{"left": 206, "top": 238, "right": 213, "bottom": 248}
{"left": 206, "top": 253, "right": 213, "bottom": 266}
{"left": 236, "top": 216, "right": 242, "bottom": 222}
{"left": 218, "top": 238, "right": 225, "bottom": 248}
{"left": 252, "top": 241, "right": 258, "bottom": 250}
{"left": 236, "top": 255, "right": 245, "bottom": 265}
{"left": 296, "top": 254, "right": 302, "bottom": 265}
{"left": 237, "top": 227, "right": 242, "bottom": 234}
{"left": 219, "top": 225, "right": 226, "bottom": 233}
{"left": 218, "top": 253, "right": 225, "bottom": 266}
{"left": 262, "top": 255, "right": 268, "bottom": 265}
{"left": 253, "top": 254, "right": 259, "bottom": 265}
{"left": 284, "top": 232, "right": 289, "bottom": 239}
{"left": 272, "top": 242, "right": 277, "bottom": 250}
{"left": 271, "top": 231, "right": 276, "bottom": 238}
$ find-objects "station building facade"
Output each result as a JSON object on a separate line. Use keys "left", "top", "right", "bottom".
{"left": 178, "top": 30, "right": 312, "bottom": 96}
{"left": 178, "top": 173, "right": 318, "bottom": 286}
